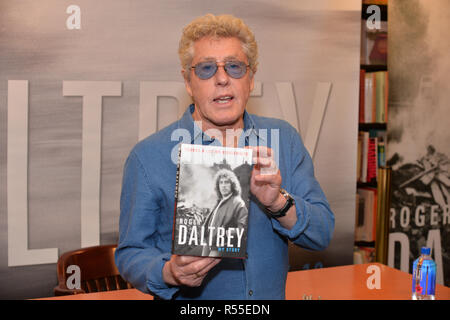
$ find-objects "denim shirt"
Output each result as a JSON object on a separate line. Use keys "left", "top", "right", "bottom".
{"left": 115, "top": 104, "right": 335, "bottom": 300}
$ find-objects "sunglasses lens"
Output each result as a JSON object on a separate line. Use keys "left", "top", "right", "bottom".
{"left": 225, "top": 61, "right": 247, "bottom": 79}
{"left": 194, "top": 62, "right": 217, "bottom": 79}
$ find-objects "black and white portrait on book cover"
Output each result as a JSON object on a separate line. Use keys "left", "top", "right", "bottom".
{"left": 172, "top": 144, "right": 253, "bottom": 258}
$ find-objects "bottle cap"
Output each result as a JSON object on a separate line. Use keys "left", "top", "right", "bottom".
{"left": 421, "top": 247, "right": 431, "bottom": 255}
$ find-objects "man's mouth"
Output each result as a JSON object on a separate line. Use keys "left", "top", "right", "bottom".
{"left": 213, "top": 95, "right": 234, "bottom": 104}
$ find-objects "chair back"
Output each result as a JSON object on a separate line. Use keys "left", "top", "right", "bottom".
{"left": 54, "top": 244, "right": 132, "bottom": 295}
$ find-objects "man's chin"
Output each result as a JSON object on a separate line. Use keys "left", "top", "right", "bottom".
{"left": 208, "top": 113, "right": 244, "bottom": 129}
{"left": 211, "top": 119, "right": 240, "bottom": 128}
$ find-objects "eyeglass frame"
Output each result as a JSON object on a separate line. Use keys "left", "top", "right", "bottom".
{"left": 189, "top": 60, "right": 251, "bottom": 80}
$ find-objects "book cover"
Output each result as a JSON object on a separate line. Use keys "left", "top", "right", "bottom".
{"left": 172, "top": 143, "right": 253, "bottom": 258}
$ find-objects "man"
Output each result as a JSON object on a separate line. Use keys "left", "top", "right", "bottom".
{"left": 201, "top": 169, "right": 248, "bottom": 257}
{"left": 115, "top": 13, "right": 334, "bottom": 299}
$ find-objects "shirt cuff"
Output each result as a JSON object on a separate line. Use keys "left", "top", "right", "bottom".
{"left": 145, "top": 252, "right": 179, "bottom": 300}
{"left": 270, "top": 194, "right": 310, "bottom": 240}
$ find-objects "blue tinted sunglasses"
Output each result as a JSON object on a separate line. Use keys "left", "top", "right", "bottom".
{"left": 191, "top": 60, "right": 250, "bottom": 80}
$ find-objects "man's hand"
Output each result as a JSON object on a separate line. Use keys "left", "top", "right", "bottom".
{"left": 248, "top": 146, "right": 282, "bottom": 208}
{"left": 162, "top": 255, "right": 221, "bottom": 287}
{"left": 248, "top": 146, "right": 297, "bottom": 229}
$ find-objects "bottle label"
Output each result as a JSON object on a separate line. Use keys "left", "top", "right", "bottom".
{"left": 412, "top": 258, "right": 436, "bottom": 296}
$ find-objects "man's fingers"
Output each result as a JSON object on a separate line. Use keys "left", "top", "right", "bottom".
{"left": 191, "top": 258, "right": 221, "bottom": 278}
{"left": 174, "top": 255, "right": 205, "bottom": 266}
{"left": 169, "top": 256, "right": 221, "bottom": 287}
{"left": 253, "top": 171, "right": 282, "bottom": 185}
{"left": 188, "top": 257, "right": 221, "bottom": 276}
{"left": 248, "top": 146, "right": 278, "bottom": 176}
{"left": 173, "top": 256, "right": 221, "bottom": 277}
{"left": 254, "top": 161, "right": 279, "bottom": 176}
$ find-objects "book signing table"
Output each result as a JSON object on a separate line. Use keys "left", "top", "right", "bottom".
{"left": 38, "top": 263, "right": 450, "bottom": 300}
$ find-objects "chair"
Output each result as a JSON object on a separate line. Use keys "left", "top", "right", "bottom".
{"left": 54, "top": 244, "right": 133, "bottom": 296}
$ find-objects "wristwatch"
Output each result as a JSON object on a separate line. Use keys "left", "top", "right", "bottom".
{"left": 266, "top": 188, "right": 295, "bottom": 218}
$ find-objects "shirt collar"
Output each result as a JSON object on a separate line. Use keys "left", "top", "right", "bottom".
{"left": 177, "top": 104, "right": 265, "bottom": 145}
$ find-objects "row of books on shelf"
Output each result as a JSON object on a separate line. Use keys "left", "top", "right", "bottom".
{"left": 359, "top": 70, "right": 388, "bottom": 123}
{"left": 357, "top": 130, "right": 386, "bottom": 183}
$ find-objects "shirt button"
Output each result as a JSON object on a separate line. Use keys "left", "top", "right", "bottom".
{"left": 248, "top": 290, "right": 253, "bottom": 296}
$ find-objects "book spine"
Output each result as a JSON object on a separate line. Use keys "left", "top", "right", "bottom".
{"left": 367, "top": 137, "right": 377, "bottom": 182}
{"left": 376, "top": 72, "right": 384, "bottom": 123}
{"left": 171, "top": 144, "right": 182, "bottom": 253}
{"left": 361, "top": 131, "right": 369, "bottom": 182}
{"left": 357, "top": 134, "right": 362, "bottom": 181}
{"left": 359, "top": 69, "right": 366, "bottom": 123}
{"left": 378, "top": 141, "right": 386, "bottom": 167}
{"left": 364, "top": 73, "right": 373, "bottom": 123}
{"left": 372, "top": 190, "right": 378, "bottom": 242}
{"left": 372, "top": 72, "right": 377, "bottom": 123}
{"left": 384, "top": 71, "right": 389, "bottom": 122}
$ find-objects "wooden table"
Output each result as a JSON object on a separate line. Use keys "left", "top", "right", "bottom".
{"left": 38, "top": 263, "right": 450, "bottom": 300}
{"left": 286, "top": 263, "right": 450, "bottom": 300}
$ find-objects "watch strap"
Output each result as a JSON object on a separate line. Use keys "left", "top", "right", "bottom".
{"left": 266, "top": 188, "right": 295, "bottom": 218}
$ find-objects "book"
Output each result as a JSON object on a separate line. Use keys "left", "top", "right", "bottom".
{"left": 355, "top": 187, "right": 377, "bottom": 242}
{"left": 360, "top": 71, "right": 388, "bottom": 123}
{"left": 364, "top": 72, "right": 374, "bottom": 123}
{"left": 172, "top": 143, "right": 253, "bottom": 258}
{"left": 367, "top": 137, "right": 378, "bottom": 182}
{"left": 359, "top": 131, "right": 369, "bottom": 183}
{"left": 378, "top": 140, "right": 386, "bottom": 167}
{"left": 375, "top": 72, "right": 385, "bottom": 122}
{"left": 357, "top": 135, "right": 362, "bottom": 181}
{"left": 384, "top": 71, "right": 389, "bottom": 122}
{"left": 359, "top": 69, "right": 366, "bottom": 123}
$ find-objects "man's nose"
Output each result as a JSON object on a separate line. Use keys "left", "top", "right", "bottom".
{"left": 214, "top": 63, "right": 230, "bottom": 86}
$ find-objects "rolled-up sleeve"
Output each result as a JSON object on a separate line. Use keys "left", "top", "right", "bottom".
{"left": 270, "top": 126, "right": 335, "bottom": 251}
{"left": 115, "top": 151, "right": 179, "bottom": 299}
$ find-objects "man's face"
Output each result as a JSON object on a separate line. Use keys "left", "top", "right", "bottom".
{"left": 218, "top": 177, "right": 232, "bottom": 198}
{"left": 184, "top": 36, "right": 255, "bottom": 131}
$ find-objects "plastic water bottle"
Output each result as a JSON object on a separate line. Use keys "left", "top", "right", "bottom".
{"left": 412, "top": 247, "right": 436, "bottom": 300}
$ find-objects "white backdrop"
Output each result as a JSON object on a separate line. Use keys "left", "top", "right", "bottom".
{"left": 0, "top": 0, "right": 361, "bottom": 298}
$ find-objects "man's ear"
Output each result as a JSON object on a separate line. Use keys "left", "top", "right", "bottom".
{"left": 249, "top": 73, "right": 255, "bottom": 92}
{"left": 182, "top": 69, "right": 193, "bottom": 97}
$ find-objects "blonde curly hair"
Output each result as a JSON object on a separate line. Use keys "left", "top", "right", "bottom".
{"left": 179, "top": 14, "right": 258, "bottom": 79}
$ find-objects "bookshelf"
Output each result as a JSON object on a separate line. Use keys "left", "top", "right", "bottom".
{"left": 354, "top": 1, "right": 390, "bottom": 265}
